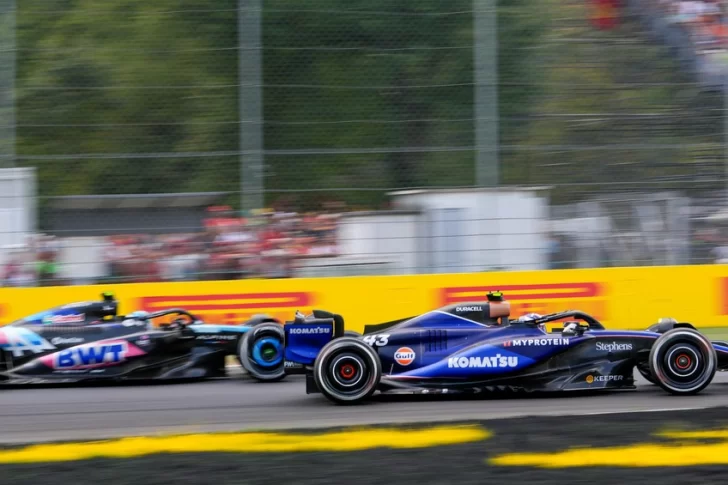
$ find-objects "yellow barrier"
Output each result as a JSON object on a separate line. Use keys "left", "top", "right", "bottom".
{"left": 0, "top": 265, "right": 727, "bottom": 331}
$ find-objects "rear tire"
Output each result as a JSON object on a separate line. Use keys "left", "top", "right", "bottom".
{"left": 238, "top": 323, "right": 286, "bottom": 382}
{"left": 313, "top": 337, "right": 381, "bottom": 405}
{"left": 649, "top": 328, "right": 716, "bottom": 395}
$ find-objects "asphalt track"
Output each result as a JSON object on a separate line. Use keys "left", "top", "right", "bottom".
{"left": 5, "top": 370, "right": 728, "bottom": 444}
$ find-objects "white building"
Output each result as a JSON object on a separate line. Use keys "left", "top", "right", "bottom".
{"left": 298, "top": 187, "right": 551, "bottom": 276}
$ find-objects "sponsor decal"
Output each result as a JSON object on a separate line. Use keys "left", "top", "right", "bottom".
{"left": 0, "top": 327, "right": 55, "bottom": 357}
{"left": 586, "top": 374, "right": 623, "bottom": 383}
{"left": 285, "top": 361, "right": 303, "bottom": 369}
{"left": 50, "top": 337, "right": 85, "bottom": 345}
{"left": 139, "top": 292, "right": 314, "bottom": 326}
{"left": 136, "top": 335, "right": 151, "bottom": 346}
{"left": 504, "top": 338, "right": 570, "bottom": 347}
{"left": 596, "top": 341, "right": 633, "bottom": 352}
{"left": 447, "top": 354, "right": 519, "bottom": 369}
{"left": 455, "top": 306, "right": 483, "bottom": 312}
{"left": 362, "top": 334, "right": 390, "bottom": 347}
{"left": 394, "top": 347, "right": 416, "bottom": 366}
{"left": 195, "top": 334, "right": 238, "bottom": 341}
{"left": 441, "top": 283, "right": 607, "bottom": 322}
{"left": 289, "top": 326, "right": 331, "bottom": 335}
{"left": 719, "top": 277, "right": 728, "bottom": 316}
{"left": 44, "top": 340, "right": 146, "bottom": 370}
{"left": 42, "top": 313, "right": 85, "bottom": 325}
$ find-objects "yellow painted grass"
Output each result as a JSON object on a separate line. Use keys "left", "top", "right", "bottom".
{"left": 0, "top": 424, "right": 491, "bottom": 464}
{"left": 490, "top": 426, "right": 728, "bottom": 468}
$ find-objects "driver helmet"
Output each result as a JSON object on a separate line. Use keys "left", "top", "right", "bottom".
{"left": 516, "top": 312, "right": 542, "bottom": 322}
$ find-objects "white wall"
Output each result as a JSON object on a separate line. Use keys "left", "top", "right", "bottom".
{"left": 390, "top": 188, "right": 549, "bottom": 272}
{"left": 0, "top": 167, "right": 36, "bottom": 266}
{"left": 57, "top": 236, "right": 107, "bottom": 284}
{"left": 337, "top": 212, "right": 420, "bottom": 274}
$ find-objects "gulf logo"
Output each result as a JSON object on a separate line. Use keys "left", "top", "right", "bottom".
{"left": 394, "top": 347, "right": 416, "bottom": 366}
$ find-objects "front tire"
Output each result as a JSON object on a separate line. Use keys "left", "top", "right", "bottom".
{"left": 649, "top": 328, "right": 717, "bottom": 395}
{"left": 238, "top": 323, "right": 286, "bottom": 382}
{"left": 313, "top": 337, "right": 381, "bottom": 405}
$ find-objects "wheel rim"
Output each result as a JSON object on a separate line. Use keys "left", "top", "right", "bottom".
{"left": 251, "top": 336, "right": 283, "bottom": 368}
{"left": 653, "top": 337, "right": 713, "bottom": 392}
{"left": 330, "top": 354, "right": 366, "bottom": 389}
{"left": 662, "top": 343, "right": 701, "bottom": 380}
{"left": 322, "top": 350, "right": 373, "bottom": 397}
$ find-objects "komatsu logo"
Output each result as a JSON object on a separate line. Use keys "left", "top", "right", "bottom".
{"left": 596, "top": 341, "right": 632, "bottom": 352}
{"left": 289, "top": 326, "right": 331, "bottom": 335}
{"left": 504, "top": 338, "right": 570, "bottom": 347}
{"left": 447, "top": 354, "right": 519, "bottom": 368}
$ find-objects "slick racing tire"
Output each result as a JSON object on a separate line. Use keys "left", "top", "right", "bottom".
{"left": 313, "top": 337, "right": 381, "bottom": 405}
{"left": 649, "top": 328, "right": 717, "bottom": 395}
{"left": 238, "top": 322, "right": 286, "bottom": 382}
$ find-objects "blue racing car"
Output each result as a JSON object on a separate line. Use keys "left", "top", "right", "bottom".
{"left": 0, "top": 292, "right": 289, "bottom": 385}
{"left": 280, "top": 291, "right": 728, "bottom": 404}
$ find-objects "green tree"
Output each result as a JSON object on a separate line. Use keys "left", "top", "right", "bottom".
{"left": 12, "top": 0, "right": 718, "bottom": 211}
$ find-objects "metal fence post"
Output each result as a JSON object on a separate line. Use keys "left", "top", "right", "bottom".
{"left": 474, "top": 0, "right": 499, "bottom": 187}
{"left": 239, "top": 0, "right": 264, "bottom": 212}
{"left": 0, "top": 0, "right": 16, "bottom": 169}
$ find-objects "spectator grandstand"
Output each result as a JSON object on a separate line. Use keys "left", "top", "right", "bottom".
{"left": 631, "top": 0, "right": 728, "bottom": 87}
{"left": 2, "top": 206, "right": 341, "bottom": 286}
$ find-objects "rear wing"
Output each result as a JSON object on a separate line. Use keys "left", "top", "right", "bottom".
{"left": 283, "top": 309, "right": 345, "bottom": 369}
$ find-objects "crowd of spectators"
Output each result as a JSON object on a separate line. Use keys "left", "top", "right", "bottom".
{"left": 0, "top": 204, "right": 342, "bottom": 286}
{"left": 103, "top": 205, "right": 341, "bottom": 283}
{"left": 1, "top": 234, "right": 62, "bottom": 287}
{"left": 635, "top": 0, "right": 728, "bottom": 85}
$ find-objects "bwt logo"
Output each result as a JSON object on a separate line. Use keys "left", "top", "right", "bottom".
{"left": 440, "top": 283, "right": 606, "bottom": 322}
{"left": 289, "top": 326, "right": 331, "bottom": 335}
{"left": 48, "top": 341, "right": 144, "bottom": 370}
{"left": 139, "top": 292, "right": 314, "bottom": 325}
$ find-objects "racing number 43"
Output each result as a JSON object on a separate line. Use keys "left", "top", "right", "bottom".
{"left": 362, "top": 334, "right": 389, "bottom": 347}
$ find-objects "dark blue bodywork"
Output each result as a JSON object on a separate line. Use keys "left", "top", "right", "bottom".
{"left": 283, "top": 302, "right": 728, "bottom": 396}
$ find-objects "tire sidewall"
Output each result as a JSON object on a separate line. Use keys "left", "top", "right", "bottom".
{"left": 649, "top": 329, "right": 716, "bottom": 395}
{"left": 238, "top": 322, "right": 286, "bottom": 382}
{"left": 313, "top": 337, "right": 381, "bottom": 404}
